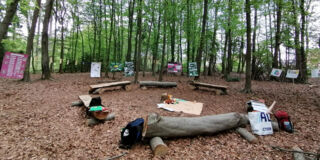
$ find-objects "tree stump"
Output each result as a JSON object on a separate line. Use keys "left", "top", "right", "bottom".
{"left": 87, "top": 113, "right": 115, "bottom": 126}
{"left": 150, "top": 137, "right": 168, "bottom": 156}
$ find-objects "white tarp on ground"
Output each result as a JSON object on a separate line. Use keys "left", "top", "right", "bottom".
{"left": 157, "top": 99, "right": 203, "bottom": 115}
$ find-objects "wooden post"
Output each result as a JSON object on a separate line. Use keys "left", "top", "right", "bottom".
{"left": 236, "top": 127, "right": 258, "bottom": 143}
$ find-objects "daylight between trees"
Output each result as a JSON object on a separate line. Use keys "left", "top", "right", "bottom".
{"left": 0, "top": 0, "right": 318, "bottom": 90}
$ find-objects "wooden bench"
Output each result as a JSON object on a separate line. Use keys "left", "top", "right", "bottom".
{"left": 190, "top": 81, "right": 228, "bottom": 94}
{"left": 89, "top": 81, "right": 132, "bottom": 94}
{"left": 139, "top": 81, "right": 177, "bottom": 88}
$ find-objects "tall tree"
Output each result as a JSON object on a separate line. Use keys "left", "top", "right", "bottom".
{"left": 226, "top": 0, "right": 233, "bottom": 76}
{"left": 105, "top": 0, "right": 115, "bottom": 77}
{"left": 208, "top": 0, "right": 220, "bottom": 76}
{"left": 23, "top": 0, "right": 41, "bottom": 82}
{"left": 169, "top": 0, "right": 176, "bottom": 62}
{"left": 134, "top": 0, "right": 143, "bottom": 83}
{"left": 159, "top": 0, "right": 167, "bottom": 82}
{"left": 126, "top": 0, "right": 136, "bottom": 62}
{"left": 58, "top": 0, "right": 67, "bottom": 73}
{"left": 299, "top": 0, "right": 307, "bottom": 82}
{"left": 41, "top": 0, "right": 55, "bottom": 79}
{"left": 151, "top": 1, "right": 162, "bottom": 76}
{"left": 0, "top": 0, "right": 20, "bottom": 69}
{"left": 244, "top": 0, "right": 252, "bottom": 93}
{"left": 251, "top": 5, "right": 258, "bottom": 79}
{"left": 273, "top": 0, "right": 282, "bottom": 68}
{"left": 195, "top": 0, "right": 208, "bottom": 80}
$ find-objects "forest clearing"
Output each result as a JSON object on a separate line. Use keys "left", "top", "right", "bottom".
{"left": 1, "top": 0, "right": 320, "bottom": 159}
{"left": 0, "top": 73, "right": 319, "bottom": 159}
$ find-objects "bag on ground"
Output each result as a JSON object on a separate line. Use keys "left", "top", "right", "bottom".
{"left": 120, "top": 118, "right": 144, "bottom": 149}
{"left": 274, "top": 110, "right": 294, "bottom": 133}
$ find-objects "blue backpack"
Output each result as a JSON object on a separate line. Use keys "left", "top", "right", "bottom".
{"left": 120, "top": 118, "right": 144, "bottom": 149}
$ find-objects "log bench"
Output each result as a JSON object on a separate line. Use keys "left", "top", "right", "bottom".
{"left": 89, "top": 81, "right": 132, "bottom": 94}
{"left": 190, "top": 81, "right": 228, "bottom": 94}
{"left": 139, "top": 81, "right": 177, "bottom": 88}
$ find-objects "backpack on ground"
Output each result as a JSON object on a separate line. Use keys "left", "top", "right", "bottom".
{"left": 120, "top": 118, "right": 144, "bottom": 149}
{"left": 274, "top": 110, "right": 294, "bottom": 133}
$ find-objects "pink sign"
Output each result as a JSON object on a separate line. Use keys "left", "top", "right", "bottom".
{"left": 0, "top": 52, "right": 28, "bottom": 79}
{"left": 167, "top": 63, "right": 182, "bottom": 73}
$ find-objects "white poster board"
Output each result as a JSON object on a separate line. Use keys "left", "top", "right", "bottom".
{"left": 311, "top": 69, "right": 320, "bottom": 78}
{"left": 286, "top": 70, "right": 299, "bottom": 79}
{"left": 90, "top": 62, "right": 101, "bottom": 77}
{"left": 270, "top": 68, "right": 282, "bottom": 77}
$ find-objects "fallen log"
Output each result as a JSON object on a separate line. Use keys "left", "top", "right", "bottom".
{"left": 71, "top": 101, "right": 83, "bottom": 107}
{"left": 292, "top": 146, "right": 306, "bottom": 160}
{"left": 272, "top": 121, "right": 279, "bottom": 131}
{"left": 87, "top": 113, "right": 115, "bottom": 126}
{"left": 139, "top": 81, "right": 177, "bottom": 88}
{"left": 236, "top": 127, "right": 258, "bottom": 143}
{"left": 145, "top": 112, "right": 248, "bottom": 138}
{"left": 150, "top": 137, "right": 168, "bottom": 156}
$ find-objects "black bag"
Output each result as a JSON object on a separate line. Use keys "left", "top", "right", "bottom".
{"left": 120, "top": 118, "right": 144, "bottom": 149}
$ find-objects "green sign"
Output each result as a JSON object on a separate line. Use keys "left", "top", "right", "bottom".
{"left": 109, "top": 62, "right": 123, "bottom": 72}
{"left": 188, "top": 62, "right": 198, "bottom": 77}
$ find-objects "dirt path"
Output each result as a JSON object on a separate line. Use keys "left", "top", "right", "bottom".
{"left": 0, "top": 73, "right": 319, "bottom": 159}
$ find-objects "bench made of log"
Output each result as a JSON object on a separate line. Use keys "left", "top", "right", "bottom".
{"left": 89, "top": 81, "right": 131, "bottom": 93}
{"left": 190, "top": 81, "right": 228, "bottom": 94}
{"left": 139, "top": 81, "right": 177, "bottom": 88}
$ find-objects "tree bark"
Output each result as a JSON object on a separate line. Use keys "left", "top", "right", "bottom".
{"left": 194, "top": 0, "right": 208, "bottom": 80}
{"left": 105, "top": 0, "right": 115, "bottom": 77}
{"left": 0, "top": 0, "right": 20, "bottom": 69}
{"left": 23, "top": 0, "right": 41, "bottom": 82}
{"left": 134, "top": 0, "right": 143, "bottom": 83}
{"left": 41, "top": 0, "right": 55, "bottom": 79}
{"left": 273, "top": 0, "right": 282, "bottom": 68}
{"left": 126, "top": 0, "right": 136, "bottom": 62}
{"left": 244, "top": 0, "right": 252, "bottom": 93}
{"left": 299, "top": 0, "right": 307, "bottom": 83}
{"left": 145, "top": 112, "right": 248, "bottom": 138}
{"left": 158, "top": 1, "right": 167, "bottom": 82}
{"left": 151, "top": 3, "right": 162, "bottom": 76}
{"left": 226, "top": 0, "right": 233, "bottom": 76}
{"left": 251, "top": 7, "right": 257, "bottom": 79}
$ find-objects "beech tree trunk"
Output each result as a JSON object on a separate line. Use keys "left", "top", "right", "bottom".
{"left": 244, "top": 0, "right": 252, "bottom": 93}
{"left": 0, "top": 0, "right": 20, "bottom": 69}
{"left": 273, "top": 0, "right": 282, "bottom": 68}
{"left": 195, "top": 0, "right": 208, "bottom": 80}
{"left": 158, "top": 1, "right": 167, "bottom": 82}
{"left": 145, "top": 112, "right": 248, "bottom": 138}
{"left": 23, "top": 0, "right": 41, "bottom": 82}
{"left": 126, "top": 0, "right": 135, "bottom": 62}
{"left": 41, "top": 0, "right": 54, "bottom": 79}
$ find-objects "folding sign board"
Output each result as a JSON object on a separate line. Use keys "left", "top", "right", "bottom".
{"left": 188, "top": 62, "right": 198, "bottom": 77}
{"left": 286, "top": 70, "right": 299, "bottom": 79}
{"left": 270, "top": 68, "right": 282, "bottom": 77}
{"left": 109, "top": 62, "right": 123, "bottom": 72}
{"left": 124, "top": 62, "right": 134, "bottom": 77}
{"left": 311, "top": 69, "right": 320, "bottom": 78}
{"left": 90, "top": 62, "right": 101, "bottom": 77}
{"left": 0, "top": 52, "right": 28, "bottom": 79}
{"left": 167, "top": 63, "right": 182, "bottom": 73}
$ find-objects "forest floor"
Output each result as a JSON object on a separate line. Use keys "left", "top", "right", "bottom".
{"left": 0, "top": 72, "right": 319, "bottom": 160}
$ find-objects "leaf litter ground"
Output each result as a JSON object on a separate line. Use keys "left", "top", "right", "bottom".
{"left": 0, "top": 73, "right": 319, "bottom": 159}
